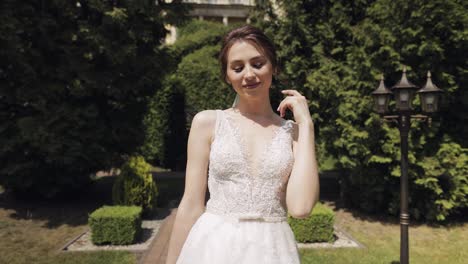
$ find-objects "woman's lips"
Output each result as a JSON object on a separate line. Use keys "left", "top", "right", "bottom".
{"left": 244, "top": 82, "right": 261, "bottom": 89}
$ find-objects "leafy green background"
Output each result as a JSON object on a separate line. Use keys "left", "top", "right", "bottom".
{"left": 250, "top": 0, "right": 467, "bottom": 221}
{"left": 1, "top": 0, "right": 466, "bottom": 222}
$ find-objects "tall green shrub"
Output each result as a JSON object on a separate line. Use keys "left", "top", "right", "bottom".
{"left": 252, "top": 0, "right": 467, "bottom": 221}
{"left": 411, "top": 141, "right": 468, "bottom": 221}
{"left": 178, "top": 45, "right": 234, "bottom": 129}
{"left": 112, "top": 156, "right": 158, "bottom": 215}
{"left": 139, "top": 77, "right": 187, "bottom": 170}
{"left": 140, "top": 20, "right": 232, "bottom": 169}
{"left": 172, "top": 19, "right": 228, "bottom": 60}
{"left": 0, "top": 0, "right": 187, "bottom": 198}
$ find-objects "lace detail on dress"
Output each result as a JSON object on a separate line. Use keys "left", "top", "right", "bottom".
{"left": 206, "top": 109, "right": 295, "bottom": 219}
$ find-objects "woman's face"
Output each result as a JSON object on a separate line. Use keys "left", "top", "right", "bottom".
{"left": 225, "top": 41, "right": 274, "bottom": 100}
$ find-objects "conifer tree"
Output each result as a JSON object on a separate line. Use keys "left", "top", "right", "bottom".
{"left": 252, "top": 0, "right": 467, "bottom": 221}
{"left": 0, "top": 0, "right": 188, "bottom": 198}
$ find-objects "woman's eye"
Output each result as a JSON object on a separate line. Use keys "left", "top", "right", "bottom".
{"left": 253, "top": 63, "right": 264, "bottom": 69}
{"left": 232, "top": 62, "right": 263, "bottom": 73}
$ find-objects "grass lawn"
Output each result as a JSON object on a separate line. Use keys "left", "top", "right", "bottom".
{"left": 0, "top": 177, "right": 138, "bottom": 264}
{"left": 0, "top": 210, "right": 136, "bottom": 264}
{"left": 300, "top": 202, "right": 468, "bottom": 264}
{"left": 1, "top": 177, "right": 466, "bottom": 264}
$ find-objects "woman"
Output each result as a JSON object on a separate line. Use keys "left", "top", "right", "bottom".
{"left": 166, "top": 25, "right": 319, "bottom": 264}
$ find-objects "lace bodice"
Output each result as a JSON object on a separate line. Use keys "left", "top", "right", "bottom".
{"left": 205, "top": 109, "right": 295, "bottom": 219}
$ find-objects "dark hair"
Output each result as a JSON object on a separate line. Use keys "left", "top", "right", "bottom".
{"left": 219, "top": 25, "right": 277, "bottom": 84}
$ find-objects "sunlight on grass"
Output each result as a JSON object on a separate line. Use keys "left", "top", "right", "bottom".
{"left": 46, "top": 251, "right": 136, "bottom": 264}
{"left": 1, "top": 189, "right": 466, "bottom": 264}
{"left": 0, "top": 208, "right": 136, "bottom": 264}
{"left": 0, "top": 180, "right": 139, "bottom": 264}
{"left": 299, "top": 206, "right": 468, "bottom": 264}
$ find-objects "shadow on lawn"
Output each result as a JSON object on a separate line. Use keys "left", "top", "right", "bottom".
{"left": 0, "top": 174, "right": 181, "bottom": 230}
{"left": 0, "top": 176, "right": 122, "bottom": 229}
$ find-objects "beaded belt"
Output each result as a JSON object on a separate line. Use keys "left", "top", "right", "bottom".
{"left": 205, "top": 211, "right": 287, "bottom": 223}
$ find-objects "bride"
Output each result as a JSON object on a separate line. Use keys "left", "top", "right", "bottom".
{"left": 165, "top": 24, "right": 319, "bottom": 264}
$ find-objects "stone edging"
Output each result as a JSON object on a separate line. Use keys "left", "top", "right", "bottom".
{"left": 297, "top": 225, "right": 365, "bottom": 249}
{"left": 61, "top": 220, "right": 164, "bottom": 252}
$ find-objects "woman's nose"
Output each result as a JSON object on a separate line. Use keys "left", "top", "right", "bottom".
{"left": 244, "top": 65, "right": 255, "bottom": 79}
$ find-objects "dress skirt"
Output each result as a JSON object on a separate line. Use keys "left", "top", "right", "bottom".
{"left": 176, "top": 211, "right": 301, "bottom": 264}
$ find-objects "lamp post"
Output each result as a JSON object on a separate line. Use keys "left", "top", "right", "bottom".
{"left": 371, "top": 66, "right": 443, "bottom": 264}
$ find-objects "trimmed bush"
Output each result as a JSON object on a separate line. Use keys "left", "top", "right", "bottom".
{"left": 89, "top": 205, "right": 142, "bottom": 245}
{"left": 288, "top": 203, "right": 335, "bottom": 243}
{"left": 112, "top": 156, "right": 158, "bottom": 215}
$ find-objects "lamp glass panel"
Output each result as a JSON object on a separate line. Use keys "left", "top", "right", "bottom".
{"left": 378, "top": 96, "right": 387, "bottom": 106}
{"left": 426, "top": 94, "right": 435, "bottom": 104}
{"left": 400, "top": 90, "right": 409, "bottom": 101}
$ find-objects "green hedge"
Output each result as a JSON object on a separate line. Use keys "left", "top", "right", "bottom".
{"left": 140, "top": 19, "right": 230, "bottom": 170}
{"left": 112, "top": 156, "right": 158, "bottom": 215}
{"left": 172, "top": 19, "right": 227, "bottom": 60}
{"left": 288, "top": 203, "right": 335, "bottom": 243}
{"left": 252, "top": 0, "right": 468, "bottom": 222}
{"left": 89, "top": 205, "right": 142, "bottom": 245}
{"left": 0, "top": 0, "right": 184, "bottom": 199}
{"left": 179, "top": 45, "right": 235, "bottom": 129}
{"left": 139, "top": 78, "right": 187, "bottom": 170}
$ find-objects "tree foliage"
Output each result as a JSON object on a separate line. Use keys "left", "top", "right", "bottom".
{"left": 0, "top": 0, "right": 187, "bottom": 198}
{"left": 140, "top": 20, "right": 233, "bottom": 169}
{"left": 252, "top": 0, "right": 467, "bottom": 221}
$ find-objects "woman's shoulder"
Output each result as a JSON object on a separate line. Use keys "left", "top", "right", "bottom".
{"left": 192, "top": 109, "right": 219, "bottom": 127}
{"left": 274, "top": 114, "right": 297, "bottom": 136}
{"left": 190, "top": 110, "right": 219, "bottom": 144}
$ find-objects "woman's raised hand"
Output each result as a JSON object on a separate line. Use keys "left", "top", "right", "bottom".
{"left": 276, "top": 89, "right": 313, "bottom": 125}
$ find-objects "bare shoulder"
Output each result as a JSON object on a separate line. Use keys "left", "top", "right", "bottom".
{"left": 192, "top": 109, "right": 217, "bottom": 126}
{"left": 191, "top": 110, "right": 218, "bottom": 143}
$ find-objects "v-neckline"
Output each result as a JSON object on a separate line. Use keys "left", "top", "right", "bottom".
{"left": 221, "top": 109, "right": 286, "bottom": 178}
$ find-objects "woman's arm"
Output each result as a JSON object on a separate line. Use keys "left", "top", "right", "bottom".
{"left": 276, "top": 89, "right": 319, "bottom": 219}
{"left": 165, "top": 110, "right": 216, "bottom": 264}
{"left": 285, "top": 121, "right": 320, "bottom": 219}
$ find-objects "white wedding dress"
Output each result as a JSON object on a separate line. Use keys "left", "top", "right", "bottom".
{"left": 176, "top": 109, "right": 301, "bottom": 264}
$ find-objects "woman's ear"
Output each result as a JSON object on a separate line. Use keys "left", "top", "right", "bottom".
{"left": 225, "top": 77, "right": 231, "bottom": 85}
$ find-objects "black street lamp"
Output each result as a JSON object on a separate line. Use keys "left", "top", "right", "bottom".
{"left": 371, "top": 75, "right": 393, "bottom": 114}
{"left": 371, "top": 66, "right": 443, "bottom": 264}
{"left": 392, "top": 67, "right": 419, "bottom": 111}
{"left": 418, "top": 71, "right": 444, "bottom": 113}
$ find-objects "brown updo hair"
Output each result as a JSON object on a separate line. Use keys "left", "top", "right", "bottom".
{"left": 219, "top": 25, "right": 277, "bottom": 84}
